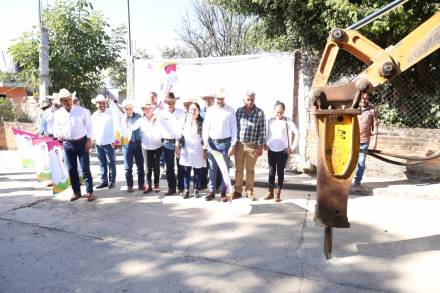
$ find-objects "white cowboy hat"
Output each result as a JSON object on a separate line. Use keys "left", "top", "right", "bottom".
{"left": 216, "top": 88, "right": 227, "bottom": 99}
{"left": 58, "top": 88, "right": 72, "bottom": 99}
{"left": 92, "top": 94, "right": 106, "bottom": 105}
{"left": 182, "top": 97, "right": 199, "bottom": 105}
{"left": 122, "top": 99, "right": 135, "bottom": 108}
{"left": 141, "top": 96, "right": 154, "bottom": 108}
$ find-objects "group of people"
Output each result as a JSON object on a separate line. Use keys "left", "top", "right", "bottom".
{"left": 37, "top": 87, "right": 377, "bottom": 203}
{"left": 37, "top": 88, "right": 300, "bottom": 203}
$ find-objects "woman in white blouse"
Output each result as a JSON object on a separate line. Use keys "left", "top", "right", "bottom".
{"left": 138, "top": 97, "right": 163, "bottom": 193}
{"left": 179, "top": 102, "right": 207, "bottom": 198}
{"left": 264, "top": 101, "right": 299, "bottom": 202}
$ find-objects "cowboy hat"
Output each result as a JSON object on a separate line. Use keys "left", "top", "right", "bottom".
{"left": 58, "top": 88, "right": 72, "bottom": 99}
{"left": 164, "top": 92, "right": 179, "bottom": 102}
{"left": 141, "top": 96, "right": 154, "bottom": 108}
{"left": 182, "top": 97, "right": 199, "bottom": 105}
{"left": 92, "top": 94, "right": 106, "bottom": 105}
{"left": 216, "top": 88, "right": 227, "bottom": 99}
{"left": 122, "top": 99, "right": 135, "bottom": 108}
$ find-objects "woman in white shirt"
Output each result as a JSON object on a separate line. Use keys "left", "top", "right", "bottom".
{"left": 179, "top": 102, "right": 207, "bottom": 198}
{"left": 138, "top": 97, "right": 163, "bottom": 193}
{"left": 264, "top": 101, "right": 299, "bottom": 202}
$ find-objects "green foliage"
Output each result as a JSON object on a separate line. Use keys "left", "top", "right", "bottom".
{"left": 210, "top": 0, "right": 440, "bottom": 53}
{"left": 8, "top": 0, "right": 126, "bottom": 110}
{"left": 0, "top": 71, "right": 21, "bottom": 83}
{"left": 0, "top": 99, "right": 16, "bottom": 122}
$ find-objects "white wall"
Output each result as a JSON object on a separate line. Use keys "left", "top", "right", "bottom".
{"left": 134, "top": 53, "right": 308, "bottom": 161}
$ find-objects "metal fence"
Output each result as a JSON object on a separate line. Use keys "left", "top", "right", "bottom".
{"left": 328, "top": 49, "right": 440, "bottom": 129}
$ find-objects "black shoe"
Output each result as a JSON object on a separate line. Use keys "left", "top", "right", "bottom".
{"left": 108, "top": 182, "right": 115, "bottom": 189}
{"left": 96, "top": 183, "right": 108, "bottom": 189}
{"left": 183, "top": 190, "right": 190, "bottom": 199}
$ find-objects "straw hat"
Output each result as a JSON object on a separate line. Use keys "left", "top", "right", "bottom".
{"left": 164, "top": 92, "right": 179, "bottom": 102}
{"left": 216, "top": 88, "right": 227, "bottom": 99}
{"left": 91, "top": 94, "right": 106, "bottom": 105}
{"left": 122, "top": 99, "right": 135, "bottom": 108}
{"left": 58, "top": 88, "right": 72, "bottom": 100}
{"left": 183, "top": 97, "right": 199, "bottom": 105}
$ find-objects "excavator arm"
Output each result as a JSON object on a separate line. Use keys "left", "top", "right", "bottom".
{"left": 311, "top": 0, "right": 440, "bottom": 259}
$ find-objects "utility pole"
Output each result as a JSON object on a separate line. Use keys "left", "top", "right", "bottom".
{"left": 126, "top": 0, "right": 135, "bottom": 100}
{"left": 38, "top": 0, "right": 50, "bottom": 105}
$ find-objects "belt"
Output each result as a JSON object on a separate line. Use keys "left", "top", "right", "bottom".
{"left": 209, "top": 137, "right": 231, "bottom": 143}
{"left": 162, "top": 138, "right": 176, "bottom": 143}
{"left": 64, "top": 136, "right": 86, "bottom": 144}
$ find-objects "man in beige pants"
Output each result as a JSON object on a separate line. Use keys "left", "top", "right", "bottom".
{"left": 231, "top": 91, "right": 266, "bottom": 201}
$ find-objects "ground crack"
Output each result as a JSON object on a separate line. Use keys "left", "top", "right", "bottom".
{"left": 9, "top": 198, "right": 51, "bottom": 212}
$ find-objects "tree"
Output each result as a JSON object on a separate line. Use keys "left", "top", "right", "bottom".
{"left": 8, "top": 0, "right": 125, "bottom": 109}
{"left": 160, "top": 45, "right": 195, "bottom": 59}
{"left": 178, "top": 0, "right": 258, "bottom": 57}
{"left": 210, "top": 0, "right": 440, "bottom": 53}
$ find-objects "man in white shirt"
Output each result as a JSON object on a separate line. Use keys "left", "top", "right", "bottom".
{"left": 202, "top": 88, "right": 237, "bottom": 202}
{"left": 91, "top": 94, "right": 116, "bottom": 189}
{"left": 157, "top": 92, "right": 186, "bottom": 195}
{"left": 37, "top": 94, "right": 60, "bottom": 136}
{"left": 53, "top": 88, "right": 95, "bottom": 202}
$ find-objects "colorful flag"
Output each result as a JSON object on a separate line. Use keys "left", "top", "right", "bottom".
{"left": 12, "top": 128, "right": 37, "bottom": 168}
{"left": 47, "top": 140, "right": 70, "bottom": 195}
{"left": 31, "top": 137, "right": 53, "bottom": 182}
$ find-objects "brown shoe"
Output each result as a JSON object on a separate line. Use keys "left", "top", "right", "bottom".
{"left": 154, "top": 183, "right": 160, "bottom": 193}
{"left": 127, "top": 187, "right": 134, "bottom": 193}
{"left": 274, "top": 188, "right": 282, "bottom": 202}
{"left": 247, "top": 191, "right": 256, "bottom": 201}
{"left": 178, "top": 188, "right": 184, "bottom": 196}
{"left": 264, "top": 187, "right": 274, "bottom": 200}
{"left": 87, "top": 193, "right": 96, "bottom": 202}
{"left": 70, "top": 193, "right": 81, "bottom": 201}
{"left": 205, "top": 192, "right": 215, "bottom": 201}
{"left": 138, "top": 185, "right": 145, "bottom": 191}
{"left": 165, "top": 189, "right": 176, "bottom": 196}
{"left": 143, "top": 184, "right": 153, "bottom": 194}
{"left": 231, "top": 191, "right": 242, "bottom": 200}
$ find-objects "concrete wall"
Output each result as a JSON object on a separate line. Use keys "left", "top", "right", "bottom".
{"left": 0, "top": 121, "right": 35, "bottom": 150}
{"left": 305, "top": 125, "right": 440, "bottom": 180}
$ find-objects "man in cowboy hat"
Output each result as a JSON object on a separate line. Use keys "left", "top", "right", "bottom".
{"left": 37, "top": 93, "right": 60, "bottom": 137}
{"left": 91, "top": 94, "right": 116, "bottom": 189}
{"left": 202, "top": 88, "right": 237, "bottom": 202}
{"left": 157, "top": 92, "right": 186, "bottom": 195}
{"left": 53, "top": 88, "right": 95, "bottom": 201}
{"left": 121, "top": 98, "right": 146, "bottom": 193}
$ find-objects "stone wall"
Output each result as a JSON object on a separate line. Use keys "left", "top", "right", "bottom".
{"left": 0, "top": 121, "right": 35, "bottom": 150}
{"left": 305, "top": 125, "right": 440, "bottom": 180}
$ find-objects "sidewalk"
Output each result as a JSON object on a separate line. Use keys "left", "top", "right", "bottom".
{"left": 1, "top": 150, "right": 440, "bottom": 292}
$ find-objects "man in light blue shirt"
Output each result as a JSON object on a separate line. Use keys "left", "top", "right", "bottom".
{"left": 38, "top": 95, "right": 60, "bottom": 136}
{"left": 121, "top": 99, "right": 145, "bottom": 193}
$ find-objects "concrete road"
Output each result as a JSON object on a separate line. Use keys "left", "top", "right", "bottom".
{"left": 1, "top": 150, "right": 440, "bottom": 293}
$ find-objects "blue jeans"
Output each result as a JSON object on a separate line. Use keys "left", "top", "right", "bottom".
{"left": 354, "top": 143, "right": 369, "bottom": 184}
{"left": 96, "top": 144, "right": 116, "bottom": 184}
{"left": 63, "top": 136, "right": 93, "bottom": 194}
{"left": 122, "top": 140, "right": 144, "bottom": 188}
{"left": 207, "top": 138, "right": 231, "bottom": 193}
{"left": 163, "top": 141, "right": 184, "bottom": 191}
{"left": 183, "top": 166, "right": 201, "bottom": 190}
